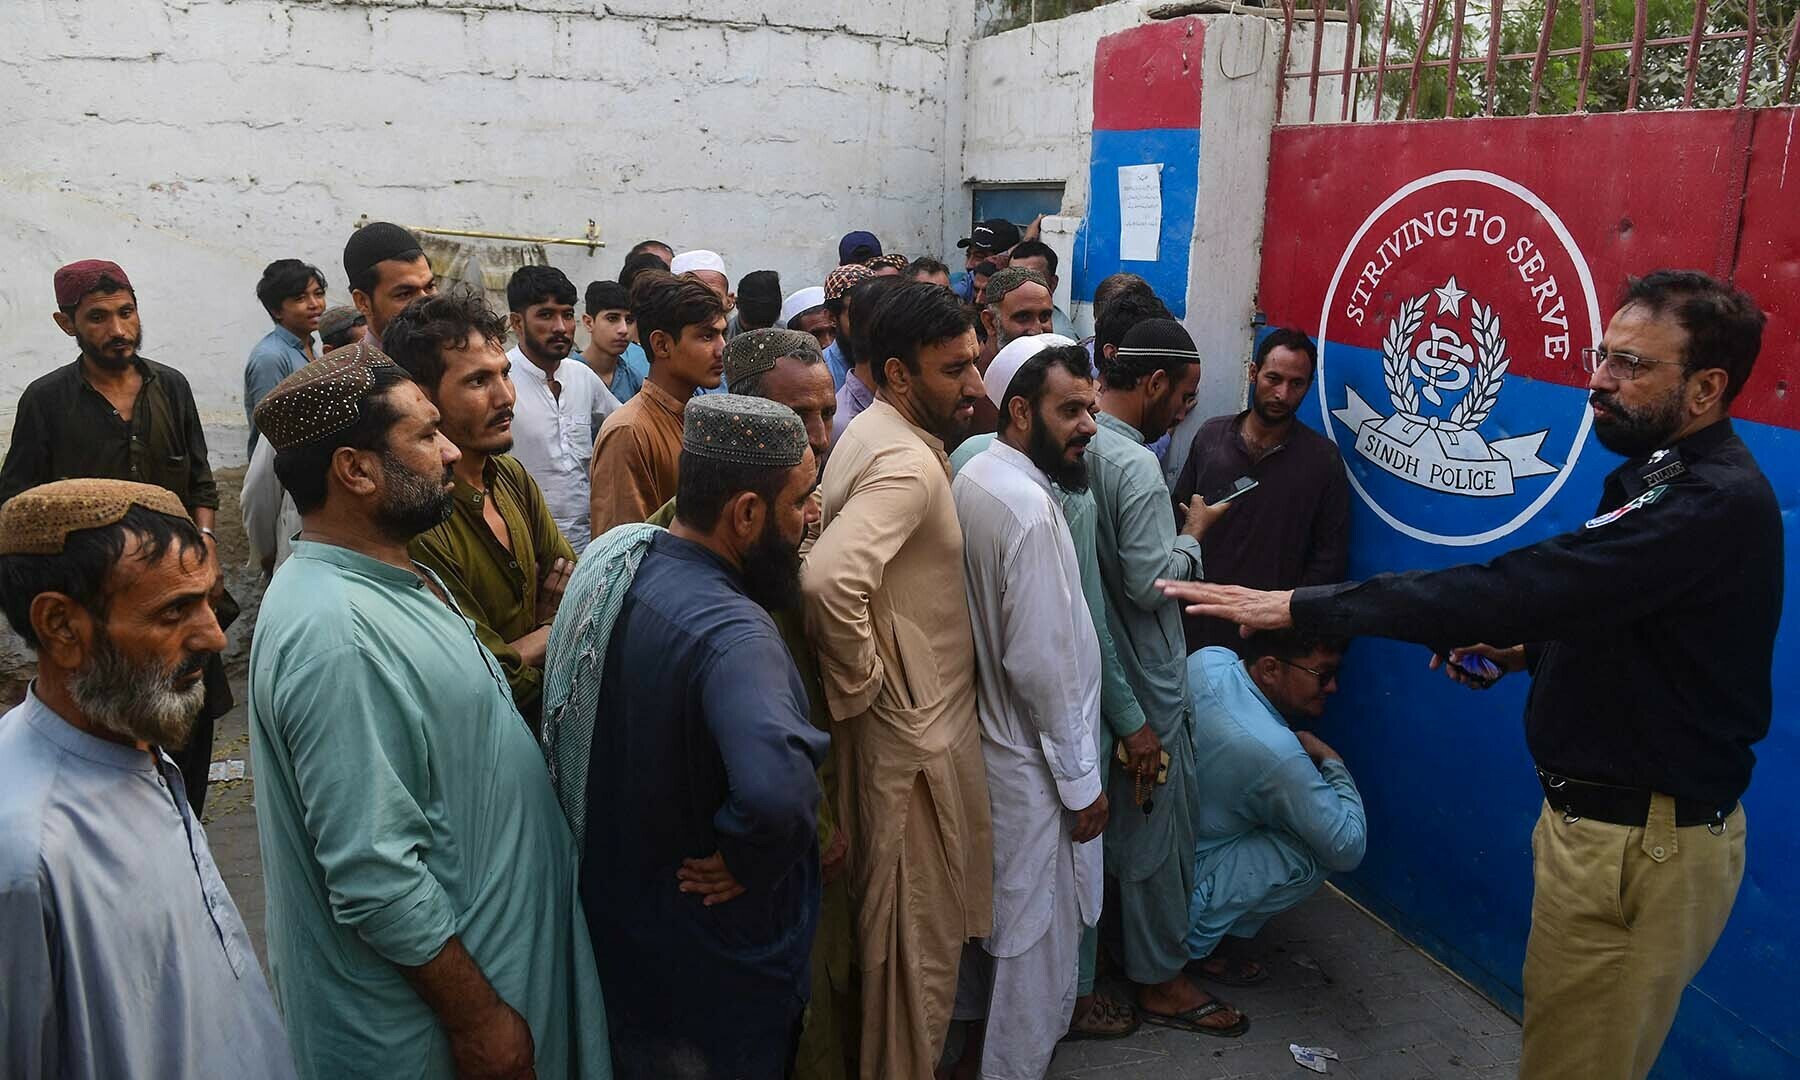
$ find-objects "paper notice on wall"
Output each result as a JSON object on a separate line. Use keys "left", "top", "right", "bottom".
{"left": 1118, "top": 163, "right": 1164, "bottom": 261}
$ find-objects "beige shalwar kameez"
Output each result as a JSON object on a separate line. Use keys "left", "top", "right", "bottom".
{"left": 802, "top": 399, "right": 995, "bottom": 1080}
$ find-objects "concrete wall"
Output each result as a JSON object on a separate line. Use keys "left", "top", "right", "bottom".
{"left": 2, "top": 0, "right": 975, "bottom": 458}
{"left": 959, "top": 3, "right": 1150, "bottom": 203}
{"left": 956, "top": 9, "right": 1349, "bottom": 482}
{"left": 954, "top": 2, "right": 1152, "bottom": 315}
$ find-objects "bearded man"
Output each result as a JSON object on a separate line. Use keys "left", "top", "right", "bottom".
{"left": 248, "top": 350, "right": 611, "bottom": 1079}
{"left": 1170, "top": 328, "right": 1349, "bottom": 652}
{"left": 947, "top": 339, "right": 1108, "bottom": 1079}
{"left": 949, "top": 337, "right": 1147, "bottom": 1041}
{"left": 641, "top": 329, "right": 854, "bottom": 1080}
{"left": 0, "top": 480, "right": 295, "bottom": 1079}
{"left": 802, "top": 282, "right": 995, "bottom": 1078}
{"left": 542, "top": 394, "right": 829, "bottom": 1079}
{"left": 0, "top": 259, "right": 233, "bottom": 815}
{"left": 505, "top": 264, "right": 620, "bottom": 550}
{"left": 1163, "top": 270, "right": 1781, "bottom": 1080}
{"left": 384, "top": 290, "right": 578, "bottom": 732}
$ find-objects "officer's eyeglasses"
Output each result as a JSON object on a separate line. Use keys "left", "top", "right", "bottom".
{"left": 1275, "top": 658, "right": 1338, "bottom": 688}
{"left": 1580, "top": 346, "right": 1681, "bottom": 382}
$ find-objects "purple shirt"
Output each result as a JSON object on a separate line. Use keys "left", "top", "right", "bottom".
{"left": 832, "top": 370, "right": 876, "bottom": 445}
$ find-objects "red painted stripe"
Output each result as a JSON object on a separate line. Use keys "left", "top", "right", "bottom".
{"left": 1727, "top": 107, "right": 1800, "bottom": 431}
{"left": 1093, "top": 19, "right": 1205, "bottom": 132}
{"left": 1255, "top": 109, "right": 1800, "bottom": 431}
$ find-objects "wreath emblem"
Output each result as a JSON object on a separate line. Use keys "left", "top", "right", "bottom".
{"left": 1335, "top": 278, "right": 1555, "bottom": 499}
{"left": 1380, "top": 293, "right": 1511, "bottom": 431}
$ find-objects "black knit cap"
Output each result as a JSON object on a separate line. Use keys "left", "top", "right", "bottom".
{"left": 1115, "top": 317, "right": 1199, "bottom": 362}
{"left": 343, "top": 221, "right": 423, "bottom": 284}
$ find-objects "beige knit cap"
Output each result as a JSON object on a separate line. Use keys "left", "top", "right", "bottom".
{"left": 0, "top": 479, "right": 191, "bottom": 555}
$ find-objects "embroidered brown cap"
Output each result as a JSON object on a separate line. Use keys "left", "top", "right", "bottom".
{"left": 824, "top": 263, "right": 874, "bottom": 302}
{"left": 253, "top": 341, "right": 405, "bottom": 451}
{"left": 682, "top": 394, "right": 807, "bottom": 468}
{"left": 723, "top": 328, "right": 822, "bottom": 389}
{"left": 0, "top": 479, "right": 191, "bottom": 556}
{"left": 982, "top": 266, "right": 1048, "bottom": 306}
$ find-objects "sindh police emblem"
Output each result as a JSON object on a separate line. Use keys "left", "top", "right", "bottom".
{"left": 1317, "top": 170, "right": 1602, "bottom": 547}
{"left": 1334, "top": 277, "right": 1555, "bottom": 498}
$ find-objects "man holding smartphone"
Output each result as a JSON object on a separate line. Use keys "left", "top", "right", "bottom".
{"left": 1163, "top": 271, "right": 1781, "bottom": 1080}
{"left": 1171, "top": 328, "right": 1351, "bottom": 653}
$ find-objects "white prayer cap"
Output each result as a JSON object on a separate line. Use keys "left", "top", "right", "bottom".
{"left": 778, "top": 286, "right": 827, "bottom": 328}
{"left": 671, "top": 249, "right": 727, "bottom": 276}
{"left": 985, "top": 333, "right": 1077, "bottom": 410}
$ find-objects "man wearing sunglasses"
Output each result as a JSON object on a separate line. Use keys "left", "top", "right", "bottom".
{"left": 1182, "top": 631, "right": 1366, "bottom": 989}
{"left": 1160, "top": 270, "right": 1780, "bottom": 1080}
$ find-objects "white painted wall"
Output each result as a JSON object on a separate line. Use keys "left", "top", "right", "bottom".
{"left": 2, "top": 0, "right": 971, "bottom": 460}
{"left": 1163, "top": 13, "right": 1287, "bottom": 482}
{"left": 958, "top": 2, "right": 1150, "bottom": 197}
{"left": 949, "top": 2, "right": 1152, "bottom": 326}
{"left": 955, "top": 8, "right": 1349, "bottom": 482}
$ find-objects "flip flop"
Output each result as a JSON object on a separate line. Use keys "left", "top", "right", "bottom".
{"left": 1140, "top": 999, "right": 1251, "bottom": 1038}
{"left": 1189, "top": 955, "right": 1269, "bottom": 987}
{"left": 1062, "top": 996, "right": 1141, "bottom": 1041}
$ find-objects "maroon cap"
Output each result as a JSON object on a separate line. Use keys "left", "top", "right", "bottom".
{"left": 53, "top": 260, "right": 133, "bottom": 308}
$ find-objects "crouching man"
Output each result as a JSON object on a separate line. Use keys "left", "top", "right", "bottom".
{"left": 1184, "top": 634, "right": 1366, "bottom": 984}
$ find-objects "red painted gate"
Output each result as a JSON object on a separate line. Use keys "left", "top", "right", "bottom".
{"left": 1254, "top": 103, "right": 1799, "bottom": 1079}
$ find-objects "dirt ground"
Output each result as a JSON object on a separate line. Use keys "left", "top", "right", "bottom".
{"left": 0, "top": 465, "right": 264, "bottom": 705}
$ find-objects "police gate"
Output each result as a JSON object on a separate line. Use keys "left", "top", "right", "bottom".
{"left": 1062, "top": 8, "right": 1799, "bottom": 1076}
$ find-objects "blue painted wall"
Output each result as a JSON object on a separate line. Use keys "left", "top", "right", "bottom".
{"left": 1072, "top": 128, "right": 1200, "bottom": 319}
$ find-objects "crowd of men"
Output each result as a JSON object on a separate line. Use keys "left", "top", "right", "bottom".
{"left": 0, "top": 213, "right": 1780, "bottom": 1080}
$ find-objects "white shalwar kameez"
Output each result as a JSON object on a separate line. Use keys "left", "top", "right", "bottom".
{"left": 953, "top": 439, "right": 1105, "bottom": 1080}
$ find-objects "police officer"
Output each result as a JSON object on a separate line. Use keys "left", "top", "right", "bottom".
{"left": 1159, "top": 269, "right": 1781, "bottom": 1080}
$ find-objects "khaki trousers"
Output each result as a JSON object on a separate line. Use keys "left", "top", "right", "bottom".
{"left": 858, "top": 775, "right": 965, "bottom": 1080}
{"left": 1520, "top": 797, "right": 1746, "bottom": 1080}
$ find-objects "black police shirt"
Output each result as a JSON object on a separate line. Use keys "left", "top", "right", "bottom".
{"left": 1292, "top": 419, "right": 1782, "bottom": 807}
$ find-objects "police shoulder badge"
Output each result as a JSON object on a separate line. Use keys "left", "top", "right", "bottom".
{"left": 1640, "top": 448, "right": 1688, "bottom": 486}
{"left": 1584, "top": 484, "right": 1670, "bottom": 530}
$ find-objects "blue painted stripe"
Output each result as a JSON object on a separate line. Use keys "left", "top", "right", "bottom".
{"left": 1072, "top": 128, "right": 1200, "bottom": 319}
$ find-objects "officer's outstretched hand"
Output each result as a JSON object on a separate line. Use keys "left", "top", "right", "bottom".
{"left": 1429, "top": 644, "right": 1527, "bottom": 690}
{"left": 1157, "top": 581, "right": 1293, "bottom": 634}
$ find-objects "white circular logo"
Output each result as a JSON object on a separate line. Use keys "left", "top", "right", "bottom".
{"left": 1317, "top": 170, "right": 1602, "bottom": 547}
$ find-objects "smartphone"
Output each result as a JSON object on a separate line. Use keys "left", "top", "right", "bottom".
{"left": 1447, "top": 652, "right": 1501, "bottom": 688}
{"left": 1214, "top": 476, "right": 1260, "bottom": 505}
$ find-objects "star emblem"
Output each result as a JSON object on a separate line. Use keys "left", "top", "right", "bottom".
{"left": 1433, "top": 276, "right": 1467, "bottom": 318}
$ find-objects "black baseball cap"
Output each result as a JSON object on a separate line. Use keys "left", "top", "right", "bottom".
{"left": 957, "top": 219, "right": 1023, "bottom": 252}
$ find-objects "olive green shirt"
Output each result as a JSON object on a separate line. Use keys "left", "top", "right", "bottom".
{"left": 410, "top": 455, "right": 577, "bottom": 721}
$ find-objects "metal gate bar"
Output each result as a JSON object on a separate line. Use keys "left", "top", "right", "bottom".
{"left": 1273, "top": 0, "right": 1799, "bottom": 124}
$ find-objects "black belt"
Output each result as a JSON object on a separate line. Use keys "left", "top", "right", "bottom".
{"left": 1535, "top": 769, "right": 1736, "bottom": 830}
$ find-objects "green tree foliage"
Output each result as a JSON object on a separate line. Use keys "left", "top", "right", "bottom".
{"left": 1353, "top": 0, "right": 1796, "bottom": 117}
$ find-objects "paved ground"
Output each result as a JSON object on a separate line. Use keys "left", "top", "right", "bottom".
{"left": 201, "top": 687, "right": 1521, "bottom": 1080}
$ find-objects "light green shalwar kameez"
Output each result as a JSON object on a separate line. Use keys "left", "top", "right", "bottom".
{"left": 1085, "top": 411, "right": 1205, "bottom": 986}
{"left": 249, "top": 541, "right": 612, "bottom": 1079}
